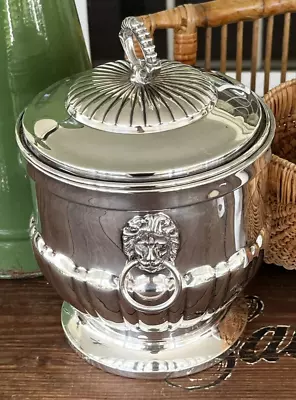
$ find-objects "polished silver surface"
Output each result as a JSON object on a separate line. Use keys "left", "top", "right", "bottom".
{"left": 30, "top": 211, "right": 265, "bottom": 333}
{"left": 122, "top": 213, "right": 179, "bottom": 273}
{"left": 19, "top": 95, "right": 271, "bottom": 185}
{"left": 16, "top": 15, "right": 276, "bottom": 380}
{"left": 26, "top": 146, "right": 270, "bottom": 378}
{"left": 119, "top": 260, "right": 183, "bottom": 313}
{"left": 119, "top": 17, "right": 161, "bottom": 85}
{"left": 19, "top": 17, "right": 266, "bottom": 183}
{"left": 62, "top": 297, "right": 248, "bottom": 379}
{"left": 66, "top": 60, "right": 217, "bottom": 134}
{"left": 67, "top": 16, "right": 217, "bottom": 133}
{"left": 120, "top": 213, "right": 182, "bottom": 313}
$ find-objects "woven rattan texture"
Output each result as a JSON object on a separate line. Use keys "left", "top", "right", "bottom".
{"left": 264, "top": 80, "right": 296, "bottom": 269}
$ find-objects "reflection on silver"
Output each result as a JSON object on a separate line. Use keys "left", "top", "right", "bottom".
{"left": 119, "top": 260, "right": 183, "bottom": 313}
{"left": 34, "top": 119, "right": 58, "bottom": 140}
{"left": 30, "top": 217, "right": 264, "bottom": 327}
{"left": 66, "top": 60, "right": 218, "bottom": 134}
{"left": 216, "top": 84, "right": 260, "bottom": 127}
{"left": 18, "top": 93, "right": 273, "bottom": 185}
{"left": 66, "top": 16, "right": 217, "bottom": 134}
{"left": 17, "top": 13, "right": 275, "bottom": 380}
{"left": 62, "top": 297, "right": 248, "bottom": 379}
{"left": 119, "top": 17, "right": 161, "bottom": 84}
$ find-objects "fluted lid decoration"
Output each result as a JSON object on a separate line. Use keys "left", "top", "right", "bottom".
{"left": 20, "top": 16, "right": 264, "bottom": 183}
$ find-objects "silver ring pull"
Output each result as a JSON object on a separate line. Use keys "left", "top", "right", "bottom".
{"left": 119, "top": 260, "right": 182, "bottom": 314}
{"left": 119, "top": 16, "right": 161, "bottom": 84}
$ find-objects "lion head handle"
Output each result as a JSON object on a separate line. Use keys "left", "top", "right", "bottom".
{"left": 122, "top": 213, "right": 180, "bottom": 273}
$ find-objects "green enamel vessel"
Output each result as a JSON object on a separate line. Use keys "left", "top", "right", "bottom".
{"left": 0, "top": 0, "right": 91, "bottom": 278}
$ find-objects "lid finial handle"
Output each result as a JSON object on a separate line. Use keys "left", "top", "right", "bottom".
{"left": 119, "top": 17, "right": 161, "bottom": 84}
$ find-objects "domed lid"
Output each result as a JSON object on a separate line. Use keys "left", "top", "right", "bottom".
{"left": 20, "top": 17, "right": 264, "bottom": 183}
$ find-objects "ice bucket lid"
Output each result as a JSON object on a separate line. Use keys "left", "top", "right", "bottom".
{"left": 20, "top": 17, "right": 265, "bottom": 183}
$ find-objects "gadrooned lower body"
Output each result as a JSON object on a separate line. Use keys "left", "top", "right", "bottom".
{"left": 61, "top": 297, "right": 248, "bottom": 380}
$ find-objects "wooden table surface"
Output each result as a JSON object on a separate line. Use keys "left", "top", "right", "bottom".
{"left": 1, "top": 264, "right": 296, "bottom": 400}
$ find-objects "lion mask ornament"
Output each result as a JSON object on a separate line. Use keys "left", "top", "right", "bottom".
{"left": 122, "top": 213, "right": 180, "bottom": 273}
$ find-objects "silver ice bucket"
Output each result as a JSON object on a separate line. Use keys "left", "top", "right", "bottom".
{"left": 16, "top": 17, "right": 275, "bottom": 379}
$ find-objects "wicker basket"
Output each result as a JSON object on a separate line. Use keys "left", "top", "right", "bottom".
{"left": 264, "top": 80, "right": 296, "bottom": 269}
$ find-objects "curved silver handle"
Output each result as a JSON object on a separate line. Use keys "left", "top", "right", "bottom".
{"left": 119, "top": 260, "right": 182, "bottom": 314}
{"left": 119, "top": 16, "right": 161, "bottom": 84}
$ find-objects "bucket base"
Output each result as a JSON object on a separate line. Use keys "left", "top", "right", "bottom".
{"left": 61, "top": 297, "right": 248, "bottom": 380}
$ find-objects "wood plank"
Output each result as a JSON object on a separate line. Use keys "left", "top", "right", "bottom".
{"left": 236, "top": 21, "right": 244, "bottom": 82}
{"left": 220, "top": 24, "right": 228, "bottom": 73}
{"left": 1, "top": 264, "right": 296, "bottom": 399}
{"left": 264, "top": 16, "right": 274, "bottom": 94}
{"left": 205, "top": 27, "right": 212, "bottom": 70}
{"left": 281, "top": 12, "right": 291, "bottom": 83}
{"left": 251, "top": 19, "right": 260, "bottom": 91}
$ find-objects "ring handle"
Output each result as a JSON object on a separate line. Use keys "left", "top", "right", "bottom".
{"left": 119, "top": 260, "right": 182, "bottom": 314}
{"left": 119, "top": 16, "right": 161, "bottom": 84}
